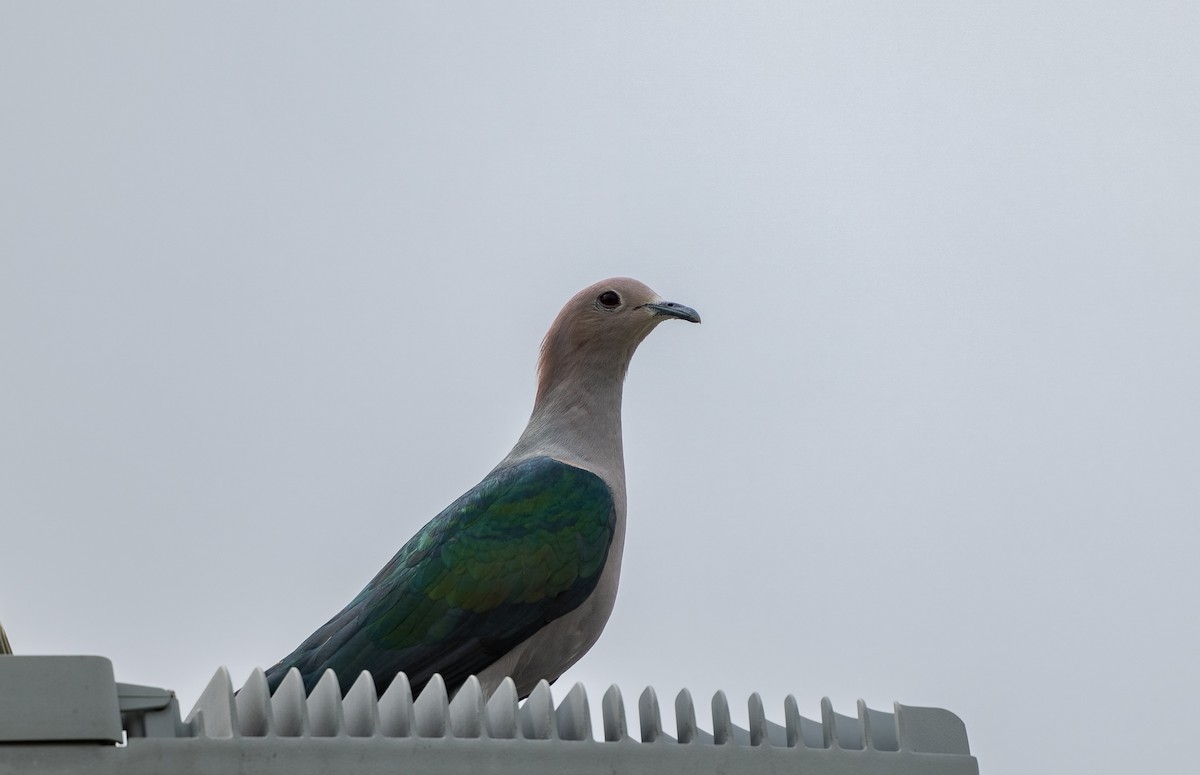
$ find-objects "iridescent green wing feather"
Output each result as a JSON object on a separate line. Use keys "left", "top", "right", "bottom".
{"left": 266, "top": 456, "right": 616, "bottom": 695}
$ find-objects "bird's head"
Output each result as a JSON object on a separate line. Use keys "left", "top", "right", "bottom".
{"left": 536, "top": 278, "right": 700, "bottom": 400}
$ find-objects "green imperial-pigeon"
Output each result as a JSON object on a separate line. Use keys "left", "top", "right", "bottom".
{"left": 264, "top": 278, "right": 700, "bottom": 698}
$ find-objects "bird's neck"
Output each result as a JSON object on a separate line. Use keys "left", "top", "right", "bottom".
{"left": 503, "top": 357, "right": 628, "bottom": 481}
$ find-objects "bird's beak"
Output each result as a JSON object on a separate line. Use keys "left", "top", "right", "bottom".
{"left": 641, "top": 301, "right": 701, "bottom": 324}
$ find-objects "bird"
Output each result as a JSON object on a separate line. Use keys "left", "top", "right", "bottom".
{"left": 264, "top": 278, "right": 700, "bottom": 699}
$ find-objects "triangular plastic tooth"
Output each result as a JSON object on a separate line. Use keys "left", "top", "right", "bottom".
{"left": 520, "top": 680, "right": 554, "bottom": 739}
{"left": 234, "top": 668, "right": 272, "bottom": 737}
{"left": 820, "top": 696, "right": 836, "bottom": 749}
{"left": 711, "top": 690, "right": 732, "bottom": 745}
{"left": 783, "top": 695, "right": 801, "bottom": 748}
{"left": 307, "top": 670, "right": 344, "bottom": 736}
{"left": 674, "top": 688, "right": 697, "bottom": 744}
{"left": 186, "top": 666, "right": 238, "bottom": 738}
{"left": 377, "top": 673, "right": 414, "bottom": 737}
{"left": 343, "top": 672, "right": 379, "bottom": 737}
{"left": 448, "top": 676, "right": 484, "bottom": 738}
{"left": 748, "top": 692, "right": 767, "bottom": 746}
{"left": 638, "top": 686, "right": 662, "bottom": 743}
{"left": 413, "top": 674, "right": 450, "bottom": 737}
{"left": 272, "top": 668, "right": 309, "bottom": 737}
{"left": 484, "top": 677, "right": 519, "bottom": 739}
{"left": 857, "top": 699, "right": 873, "bottom": 750}
{"left": 556, "top": 682, "right": 591, "bottom": 742}
{"left": 601, "top": 684, "right": 626, "bottom": 742}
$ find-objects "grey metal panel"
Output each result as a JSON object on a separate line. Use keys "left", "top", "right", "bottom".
{"left": 1, "top": 657, "right": 979, "bottom": 775}
{"left": 171, "top": 666, "right": 979, "bottom": 773}
{"left": 116, "top": 682, "right": 189, "bottom": 739}
{"left": 3, "top": 738, "right": 981, "bottom": 775}
{"left": 0, "top": 655, "right": 123, "bottom": 744}
{"left": 896, "top": 703, "right": 973, "bottom": 756}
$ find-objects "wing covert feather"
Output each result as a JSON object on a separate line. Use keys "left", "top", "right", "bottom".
{"left": 266, "top": 456, "right": 616, "bottom": 695}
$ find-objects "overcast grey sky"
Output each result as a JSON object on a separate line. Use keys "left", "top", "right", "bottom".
{"left": 2, "top": 3, "right": 1197, "bottom": 772}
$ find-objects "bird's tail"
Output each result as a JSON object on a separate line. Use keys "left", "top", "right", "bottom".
{"left": 0, "top": 620, "right": 12, "bottom": 655}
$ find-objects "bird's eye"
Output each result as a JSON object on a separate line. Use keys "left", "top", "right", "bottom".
{"left": 597, "top": 290, "right": 621, "bottom": 309}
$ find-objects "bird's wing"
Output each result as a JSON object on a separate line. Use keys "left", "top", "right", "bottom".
{"left": 266, "top": 455, "right": 616, "bottom": 694}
